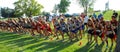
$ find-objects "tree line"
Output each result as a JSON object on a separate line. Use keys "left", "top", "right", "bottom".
{"left": 1, "top": 0, "right": 95, "bottom": 18}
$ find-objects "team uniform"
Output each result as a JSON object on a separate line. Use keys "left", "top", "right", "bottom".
{"left": 71, "top": 25, "right": 78, "bottom": 34}
{"left": 95, "top": 23, "right": 102, "bottom": 37}
{"left": 110, "top": 20, "right": 118, "bottom": 34}
{"left": 54, "top": 20, "right": 61, "bottom": 31}
{"left": 87, "top": 22, "right": 94, "bottom": 35}
{"left": 60, "top": 21, "right": 68, "bottom": 33}
{"left": 100, "top": 20, "right": 106, "bottom": 38}
{"left": 106, "top": 25, "right": 115, "bottom": 39}
{"left": 46, "top": 23, "right": 52, "bottom": 32}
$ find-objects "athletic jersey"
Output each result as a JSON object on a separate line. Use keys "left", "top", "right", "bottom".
{"left": 75, "top": 20, "right": 80, "bottom": 28}
{"left": 18, "top": 20, "right": 23, "bottom": 25}
{"left": 92, "top": 19, "right": 96, "bottom": 24}
{"left": 71, "top": 24, "right": 78, "bottom": 33}
{"left": 106, "top": 25, "right": 112, "bottom": 31}
{"left": 0, "top": 21, "right": 5, "bottom": 26}
{"left": 96, "top": 23, "right": 102, "bottom": 30}
{"left": 44, "top": 23, "right": 47, "bottom": 28}
{"left": 9, "top": 21, "right": 15, "bottom": 26}
{"left": 36, "top": 21, "right": 42, "bottom": 27}
{"left": 87, "top": 22, "right": 93, "bottom": 28}
{"left": 69, "top": 22, "right": 74, "bottom": 30}
{"left": 54, "top": 21, "right": 60, "bottom": 28}
{"left": 72, "top": 26, "right": 76, "bottom": 30}
{"left": 61, "top": 22, "right": 66, "bottom": 30}
{"left": 100, "top": 21, "right": 106, "bottom": 26}
{"left": 46, "top": 23, "right": 52, "bottom": 32}
{"left": 110, "top": 20, "right": 118, "bottom": 26}
{"left": 32, "top": 22, "right": 37, "bottom": 29}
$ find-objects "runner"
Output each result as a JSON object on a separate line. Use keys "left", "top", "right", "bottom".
{"left": 87, "top": 19, "right": 95, "bottom": 43}
{"left": 53, "top": 17, "right": 60, "bottom": 39}
{"left": 110, "top": 15, "right": 118, "bottom": 40}
{"left": 94, "top": 19, "right": 103, "bottom": 46}
{"left": 105, "top": 21, "right": 116, "bottom": 48}
{"left": 70, "top": 18, "right": 79, "bottom": 41}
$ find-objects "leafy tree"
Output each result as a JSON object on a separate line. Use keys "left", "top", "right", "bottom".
{"left": 1, "top": 7, "right": 16, "bottom": 18}
{"left": 77, "top": 0, "right": 95, "bottom": 14}
{"left": 88, "top": 7, "right": 94, "bottom": 14}
{"left": 42, "top": 11, "right": 50, "bottom": 17}
{"left": 14, "top": 0, "right": 43, "bottom": 17}
{"left": 52, "top": 4, "right": 59, "bottom": 14}
{"left": 57, "top": 0, "right": 70, "bottom": 13}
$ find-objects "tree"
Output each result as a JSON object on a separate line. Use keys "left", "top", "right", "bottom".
{"left": 77, "top": 0, "right": 95, "bottom": 14}
{"left": 1, "top": 7, "right": 16, "bottom": 18}
{"left": 115, "top": 15, "right": 120, "bottom": 52}
{"left": 57, "top": 0, "right": 70, "bottom": 14}
{"left": 14, "top": 0, "right": 43, "bottom": 17}
{"left": 42, "top": 11, "right": 50, "bottom": 17}
{"left": 52, "top": 4, "right": 59, "bottom": 14}
{"left": 88, "top": 7, "right": 94, "bottom": 14}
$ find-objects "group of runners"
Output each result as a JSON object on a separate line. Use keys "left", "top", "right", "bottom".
{"left": 0, "top": 13, "right": 118, "bottom": 47}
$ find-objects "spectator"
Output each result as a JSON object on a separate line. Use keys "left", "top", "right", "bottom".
{"left": 49, "top": 15, "right": 53, "bottom": 22}
{"left": 113, "top": 10, "right": 118, "bottom": 18}
{"left": 84, "top": 14, "right": 89, "bottom": 24}
{"left": 80, "top": 13, "right": 85, "bottom": 19}
{"left": 93, "top": 13, "right": 97, "bottom": 19}
{"left": 83, "top": 14, "right": 89, "bottom": 31}
{"left": 98, "top": 13, "right": 103, "bottom": 20}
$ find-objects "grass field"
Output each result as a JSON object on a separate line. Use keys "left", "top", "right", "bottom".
{"left": 0, "top": 10, "right": 119, "bottom": 52}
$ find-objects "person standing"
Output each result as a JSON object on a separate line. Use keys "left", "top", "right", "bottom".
{"left": 83, "top": 14, "right": 89, "bottom": 29}
{"left": 49, "top": 15, "right": 53, "bottom": 22}
{"left": 98, "top": 13, "right": 103, "bottom": 20}
{"left": 113, "top": 10, "right": 118, "bottom": 19}
{"left": 93, "top": 13, "right": 97, "bottom": 19}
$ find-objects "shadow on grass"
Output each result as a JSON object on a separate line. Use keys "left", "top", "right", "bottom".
{"left": 89, "top": 42, "right": 104, "bottom": 52}
{"left": 4, "top": 37, "right": 34, "bottom": 46}
{"left": 23, "top": 41, "right": 50, "bottom": 51}
{"left": 0, "top": 32, "right": 114, "bottom": 52}
{"left": 0, "top": 32, "right": 22, "bottom": 43}
{"left": 75, "top": 41, "right": 95, "bottom": 52}
{"left": 0, "top": 32, "right": 17, "bottom": 38}
{"left": 0, "top": 32, "right": 45, "bottom": 47}
{"left": 35, "top": 40, "right": 75, "bottom": 52}
{"left": 108, "top": 44, "right": 114, "bottom": 52}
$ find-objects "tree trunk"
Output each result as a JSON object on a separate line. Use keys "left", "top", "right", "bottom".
{"left": 84, "top": 6, "right": 88, "bottom": 15}
{"left": 29, "top": 11, "right": 32, "bottom": 17}
{"left": 115, "top": 15, "right": 120, "bottom": 52}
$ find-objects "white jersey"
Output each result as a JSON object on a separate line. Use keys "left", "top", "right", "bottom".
{"left": 49, "top": 16, "right": 53, "bottom": 21}
{"left": 84, "top": 16, "right": 89, "bottom": 23}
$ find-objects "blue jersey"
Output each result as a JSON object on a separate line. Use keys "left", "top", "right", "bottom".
{"left": 98, "top": 14, "right": 103, "bottom": 20}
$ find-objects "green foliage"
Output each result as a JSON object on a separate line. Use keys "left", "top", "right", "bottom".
{"left": 88, "top": 7, "right": 94, "bottom": 13}
{"left": 1, "top": 7, "right": 16, "bottom": 18}
{"left": 14, "top": 0, "right": 43, "bottom": 17}
{"left": 52, "top": 4, "right": 59, "bottom": 13}
{"left": 78, "top": 0, "right": 95, "bottom": 14}
{"left": 95, "top": 10, "right": 120, "bottom": 20}
{"left": 57, "top": 0, "right": 71, "bottom": 13}
{"left": 42, "top": 11, "right": 50, "bottom": 17}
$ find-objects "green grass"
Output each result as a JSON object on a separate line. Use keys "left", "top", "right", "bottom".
{"left": 0, "top": 32, "right": 116, "bottom": 52}
{"left": 0, "top": 10, "right": 119, "bottom": 52}
{"left": 95, "top": 10, "right": 120, "bottom": 20}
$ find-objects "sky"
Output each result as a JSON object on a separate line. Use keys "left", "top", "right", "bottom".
{"left": 0, "top": 0, "right": 120, "bottom": 14}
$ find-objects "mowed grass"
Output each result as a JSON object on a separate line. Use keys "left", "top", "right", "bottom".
{"left": 96, "top": 10, "right": 120, "bottom": 20}
{"left": 0, "top": 32, "right": 116, "bottom": 52}
{"left": 0, "top": 10, "right": 119, "bottom": 52}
